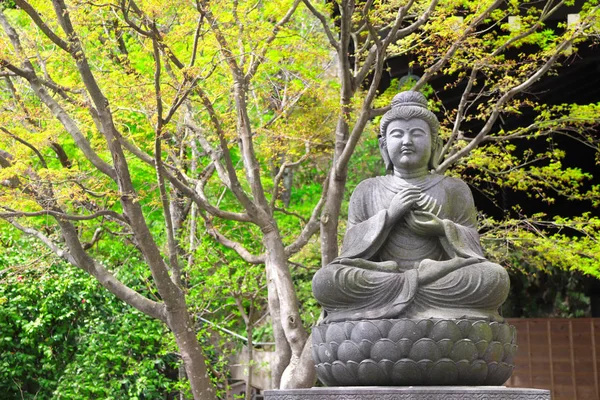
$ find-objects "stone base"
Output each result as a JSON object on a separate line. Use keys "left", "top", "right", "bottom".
{"left": 264, "top": 386, "right": 551, "bottom": 400}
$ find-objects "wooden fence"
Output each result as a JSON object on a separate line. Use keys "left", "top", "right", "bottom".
{"left": 505, "top": 318, "right": 600, "bottom": 400}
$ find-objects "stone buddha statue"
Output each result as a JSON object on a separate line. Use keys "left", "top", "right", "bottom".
{"left": 312, "top": 91, "right": 510, "bottom": 323}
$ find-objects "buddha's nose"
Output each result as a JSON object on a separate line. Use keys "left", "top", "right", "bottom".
{"left": 401, "top": 133, "right": 413, "bottom": 145}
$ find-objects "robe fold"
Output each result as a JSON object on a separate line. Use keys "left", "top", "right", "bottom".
{"left": 312, "top": 174, "right": 509, "bottom": 323}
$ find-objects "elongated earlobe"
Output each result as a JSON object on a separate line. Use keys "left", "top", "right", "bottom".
{"left": 429, "top": 139, "right": 443, "bottom": 171}
{"left": 378, "top": 136, "right": 393, "bottom": 171}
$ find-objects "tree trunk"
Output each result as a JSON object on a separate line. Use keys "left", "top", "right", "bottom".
{"left": 262, "top": 228, "right": 311, "bottom": 389}
{"left": 168, "top": 305, "right": 216, "bottom": 400}
{"left": 265, "top": 262, "right": 291, "bottom": 388}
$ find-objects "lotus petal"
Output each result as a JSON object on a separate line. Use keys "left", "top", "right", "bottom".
{"left": 449, "top": 339, "right": 478, "bottom": 362}
{"left": 417, "top": 359, "right": 433, "bottom": 374}
{"left": 409, "top": 338, "right": 441, "bottom": 361}
{"left": 371, "top": 339, "right": 402, "bottom": 362}
{"left": 350, "top": 321, "right": 382, "bottom": 343}
{"left": 496, "top": 323, "right": 512, "bottom": 344}
{"left": 417, "top": 319, "right": 434, "bottom": 337}
{"left": 337, "top": 340, "right": 364, "bottom": 363}
{"left": 316, "top": 363, "right": 336, "bottom": 386}
{"left": 455, "top": 359, "right": 471, "bottom": 383}
{"left": 486, "top": 362, "right": 513, "bottom": 385}
{"left": 431, "top": 320, "right": 461, "bottom": 342}
{"left": 397, "top": 338, "right": 413, "bottom": 357}
{"left": 464, "top": 359, "right": 488, "bottom": 385}
{"left": 331, "top": 361, "right": 356, "bottom": 386}
{"left": 436, "top": 338, "right": 453, "bottom": 357}
{"left": 503, "top": 343, "right": 515, "bottom": 364}
{"left": 457, "top": 319, "right": 472, "bottom": 337}
{"left": 312, "top": 344, "right": 320, "bottom": 364}
{"left": 346, "top": 360, "right": 360, "bottom": 378}
{"left": 475, "top": 340, "right": 489, "bottom": 358}
{"left": 378, "top": 359, "right": 394, "bottom": 379}
{"left": 484, "top": 341, "right": 505, "bottom": 363}
{"left": 358, "top": 339, "right": 373, "bottom": 358}
{"left": 373, "top": 319, "right": 392, "bottom": 337}
{"left": 343, "top": 321, "right": 355, "bottom": 339}
{"left": 317, "top": 343, "right": 336, "bottom": 364}
{"left": 331, "top": 341, "right": 339, "bottom": 357}
{"left": 487, "top": 361, "right": 498, "bottom": 379}
{"left": 325, "top": 323, "right": 347, "bottom": 344}
{"left": 391, "top": 359, "right": 423, "bottom": 385}
{"left": 429, "top": 359, "right": 458, "bottom": 384}
{"left": 489, "top": 321, "right": 500, "bottom": 341}
{"left": 468, "top": 321, "right": 493, "bottom": 343}
{"left": 358, "top": 360, "right": 387, "bottom": 385}
{"left": 312, "top": 325, "right": 325, "bottom": 344}
{"left": 388, "top": 319, "right": 420, "bottom": 342}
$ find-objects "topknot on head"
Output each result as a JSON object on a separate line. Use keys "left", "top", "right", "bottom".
{"left": 379, "top": 90, "right": 439, "bottom": 139}
{"left": 390, "top": 91, "right": 428, "bottom": 109}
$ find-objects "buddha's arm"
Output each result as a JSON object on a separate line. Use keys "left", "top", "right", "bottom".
{"left": 339, "top": 182, "right": 421, "bottom": 261}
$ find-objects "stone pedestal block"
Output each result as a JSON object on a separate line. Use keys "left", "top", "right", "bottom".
{"left": 264, "top": 387, "right": 551, "bottom": 400}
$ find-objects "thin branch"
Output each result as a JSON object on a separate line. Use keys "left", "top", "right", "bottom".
{"left": 440, "top": 67, "right": 479, "bottom": 161}
{"left": 413, "top": 0, "right": 503, "bottom": 91}
{"left": 284, "top": 174, "right": 329, "bottom": 257}
{"left": 273, "top": 207, "right": 307, "bottom": 224}
{"left": 437, "top": 28, "right": 588, "bottom": 172}
{"left": 245, "top": 0, "right": 301, "bottom": 80}
{"left": 0, "top": 127, "right": 47, "bottom": 168}
{"left": 270, "top": 141, "right": 310, "bottom": 208}
{"left": 13, "top": 0, "right": 70, "bottom": 52}
{"left": 300, "top": 0, "right": 340, "bottom": 51}
{"left": 0, "top": 208, "right": 127, "bottom": 222}
{"left": 393, "top": 0, "right": 438, "bottom": 39}
{"left": 83, "top": 227, "right": 103, "bottom": 250}
{"left": 152, "top": 26, "right": 182, "bottom": 287}
{"left": 6, "top": 219, "right": 74, "bottom": 263}
{"left": 202, "top": 214, "right": 266, "bottom": 264}
{"left": 189, "top": 15, "right": 204, "bottom": 67}
{"left": 0, "top": 11, "right": 118, "bottom": 182}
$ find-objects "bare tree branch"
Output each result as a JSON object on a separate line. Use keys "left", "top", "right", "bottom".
{"left": 13, "top": 0, "right": 70, "bottom": 52}
{"left": 0, "top": 127, "right": 47, "bottom": 168}
{"left": 152, "top": 28, "right": 183, "bottom": 287}
{"left": 201, "top": 214, "right": 266, "bottom": 264}
{"left": 437, "top": 26, "right": 589, "bottom": 172}
{"left": 270, "top": 141, "right": 310, "bottom": 209}
{"left": 413, "top": 0, "right": 503, "bottom": 91}
{"left": 245, "top": 0, "right": 301, "bottom": 80}
{"left": 0, "top": 10, "right": 118, "bottom": 182}
{"left": 0, "top": 208, "right": 127, "bottom": 222}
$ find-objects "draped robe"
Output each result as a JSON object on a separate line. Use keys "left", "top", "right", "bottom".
{"left": 312, "top": 174, "right": 509, "bottom": 323}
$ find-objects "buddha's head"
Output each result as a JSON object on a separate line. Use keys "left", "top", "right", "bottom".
{"left": 379, "top": 91, "right": 441, "bottom": 173}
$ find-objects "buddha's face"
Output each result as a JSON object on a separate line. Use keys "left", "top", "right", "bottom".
{"left": 386, "top": 118, "right": 432, "bottom": 172}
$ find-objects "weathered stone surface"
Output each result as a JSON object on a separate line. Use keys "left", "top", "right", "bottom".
{"left": 312, "top": 91, "right": 510, "bottom": 324}
{"left": 312, "top": 319, "right": 516, "bottom": 386}
{"left": 311, "top": 91, "right": 516, "bottom": 386}
{"left": 264, "top": 387, "right": 551, "bottom": 400}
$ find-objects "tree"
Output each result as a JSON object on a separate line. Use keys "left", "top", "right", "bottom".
{"left": 0, "top": 0, "right": 333, "bottom": 395}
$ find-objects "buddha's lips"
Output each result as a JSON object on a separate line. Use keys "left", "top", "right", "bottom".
{"left": 400, "top": 148, "right": 415, "bottom": 154}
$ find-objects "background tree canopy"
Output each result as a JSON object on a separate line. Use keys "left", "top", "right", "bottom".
{"left": 0, "top": 0, "right": 599, "bottom": 399}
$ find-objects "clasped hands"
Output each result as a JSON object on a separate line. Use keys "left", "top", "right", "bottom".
{"left": 388, "top": 185, "right": 445, "bottom": 237}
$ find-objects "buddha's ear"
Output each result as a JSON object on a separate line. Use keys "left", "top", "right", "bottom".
{"left": 429, "top": 138, "right": 443, "bottom": 171}
{"left": 378, "top": 136, "right": 393, "bottom": 171}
